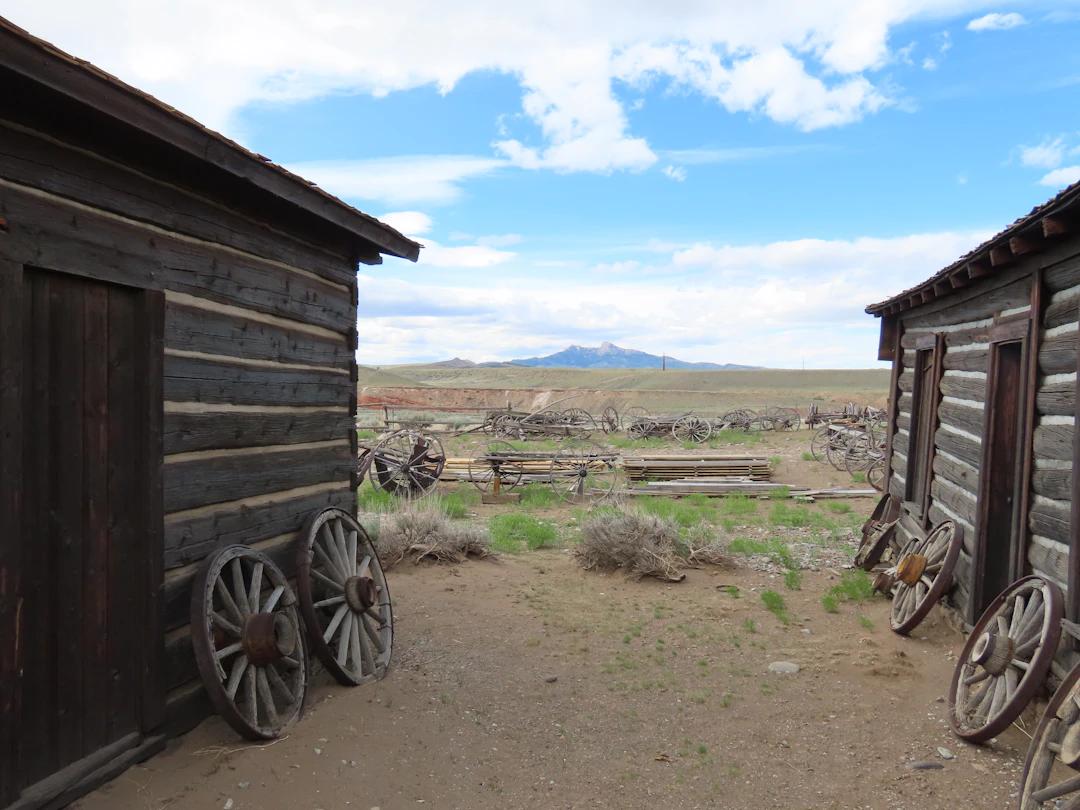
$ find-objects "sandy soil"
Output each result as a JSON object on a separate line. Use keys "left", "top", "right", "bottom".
{"left": 75, "top": 430, "right": 1037, "bottom": 810}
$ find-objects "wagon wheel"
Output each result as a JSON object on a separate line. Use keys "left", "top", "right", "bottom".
{"left": 468, "top": 441, "right": 527, "bottom": 493}
{"left": 562, "top": 407, "right": 597, "bottom": 436}
{"left": 854, "top": 497, "right": 900, "bottom": 572}
{"left": 948, "top": 576, "right": 1063, "bottom": 743}
{"left": 550, "top": 439, "right": 619, "bottom": 503}
{"left": 191, "top": 546, "right": 307, "bottom": 740}
{"left": 672, "top": 415, "right": 712, "bottom": 444}
{"left": 601, "top": 406, "right": 620, "bottom": 433}
{"left": 622, "top": 406, "right": 649, "bottom": 426}
{"left": 1019, "top": 661, "right": 1080, "bottom": 808}
{"left": 627, "top": 419, "right": 657, "bottom": 439}
{"left": 493, "top": 414, "right": 524, "bottom": 440}
{"left": 296, "top": 508, "right": 393, "bottom": 686}
{"left": 867, "top": 457, "right": 886, "bottom": 492}
{"left": 889, "top": 520, "right": 964, "bottom": 635}
{"left": 809, "top": 426, "right": 831, "bottom": 462}
{"left": 370, "top": 430, "right": 446, "bottom": 498}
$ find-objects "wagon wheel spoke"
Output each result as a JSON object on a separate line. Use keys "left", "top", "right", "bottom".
{"left": 296, "top": 508, "right": 393, "bottom": 686}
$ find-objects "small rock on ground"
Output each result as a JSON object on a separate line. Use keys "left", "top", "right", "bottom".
{"left": 768, "top": 661, "right": 800, "bottom": 674}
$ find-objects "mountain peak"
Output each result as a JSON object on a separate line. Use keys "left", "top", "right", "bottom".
{"left": 506, "top": 343, "right": 758, "bottom": 370}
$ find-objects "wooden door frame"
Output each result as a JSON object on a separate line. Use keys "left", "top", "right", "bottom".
{"left": 971, "top": 316, "right": 1032, "bottom": 623}
{"left": 0, "top": 258, "right": 165, "bottom": 808}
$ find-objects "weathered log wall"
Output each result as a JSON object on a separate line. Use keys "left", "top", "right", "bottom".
{"left": 885, "top": 245, "right": 1080, "bottom": 676}
{"left": 0, "top": 117, "right": 360, "bottom": 739}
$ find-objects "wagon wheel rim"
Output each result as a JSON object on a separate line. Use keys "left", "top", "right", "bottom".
{"left": 296, "top": 508, "right": 393, "bottom": 686}
{"left": 853, "top": 517, "right": 899, "bottom": 571}
{"left": 550, "top": 439, "right": 619, "bottom": 503}
{"left": 672, "top": 416, "right": 711, "bottom": 444}
{"left": 889, "top": 520, "right": 963, "bottom": 635}
{"left": 948, "top": 576, "right": 1063, "bottom": 743}
{"left": 190, "top": 546, "right": 308, "bottom": 740}
{"left": 809, "top": 426, "right": 831, "bottom": 462}
{"left": 628, "top": 419, "right": 656, "bottom": 439}
{"left": 601, "top": 406, "right": 620, "bottom": 433}
{"left": 468, "top": 441, "right": 525, "bottom": 493}
{"left": 867, "top": 458, "right": 886, "bottom": 492}
{"left": 371, "top": 430, "right": 445, "bottom": 498}
{"left": 1019, "top": 661, "right": 1080, "bottom": 808}
{"left": 863, "top": 493, "right": 900, "bottom": 539}
{"left": 622, "top": 406, "right": 649, "bottom": 425}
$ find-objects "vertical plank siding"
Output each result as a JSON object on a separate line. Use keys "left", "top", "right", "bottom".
{"left": 0, "top": 111, "right": 363, "bottom": 796}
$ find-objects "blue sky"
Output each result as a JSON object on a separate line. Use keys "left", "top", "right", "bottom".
{"left": 8, "top": 2, "right": 1080, "bottom": 367}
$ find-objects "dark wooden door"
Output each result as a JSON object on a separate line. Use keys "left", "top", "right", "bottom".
{"left": 976, "top": 339, "right": 1025, "bottom": 614}
{"left": 0, "top": 265, "right": 164, "bottom": 808}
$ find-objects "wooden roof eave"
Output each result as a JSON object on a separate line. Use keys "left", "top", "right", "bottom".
{"left": 0, "top": 16, "right": 421, "bottom": 263}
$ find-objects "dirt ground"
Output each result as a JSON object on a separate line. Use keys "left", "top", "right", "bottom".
{"left": 76, "top": 429, "right": 1038, "bottom": 810}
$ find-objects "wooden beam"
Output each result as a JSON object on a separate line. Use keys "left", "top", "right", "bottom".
{"left": 989, "top": 244, "right": 1014, "bottom": 267}
{"left": 933, "top": 281, "right": 950, "bottom": 296}
{"left": 1043, "top": 215, "right": 1070, "bottom": 238}
{"left": 949, "top": 271, "right": 970, "bottom": 289}
{"left": 1009, "top": 235, "right": 1039, "bottom": 256}
{"left": 967, "top": 260, "right": 991, "bottom": 279}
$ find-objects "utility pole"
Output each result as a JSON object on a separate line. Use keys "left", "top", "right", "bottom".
{"left": 662, "top": 354, "right": 667, "bottom": 371}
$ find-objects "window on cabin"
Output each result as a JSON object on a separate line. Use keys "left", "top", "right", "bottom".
{"left": 905, "top": 344, "right": 940, "bottom": 515}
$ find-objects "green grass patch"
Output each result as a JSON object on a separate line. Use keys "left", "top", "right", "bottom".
{"left": 356, "top": 429, "right": 378, "bottom": 440}
{"left": 768, "top": 502, "right": 836, "bottom": 530}
{"left": 825, "top": 502, "right": 852, "bottom": 514}
{"left": 505, "top": 438, "right": 560, "bottom": 451}
{"left": 783, "top": 569, "right": 802, "bottom": 590}
{"left": 357, "top": 480, "right": 398, "bottom": 513}
{"left": 489, "top": 513, "right": 558, "bottom": 552}
{"left": 767, "top": 485, "right": 791, "bottom": 500}
{"left": 742, "top": 617, "right": 757, "bottom": 634}
{"left": 760, "top": 590, "right": 790, "bottom": 625}
{"left": 821, "top": 570, "right": 876, "bottom": 613}
{"left": 858, "top": 615, "right": 874, "bottom": 630}
{"left": 721, "top": 585, "right": 740, "bottom": 599}
{"left": 801, "top": 451, "right": 815, "bottom": 462}
{"left": 719, "top": 494, "right": 758, "bottom": 517}
{"left": 768, "top": 456, "right": 782, "bottom": 465}
{"left": 518, "top": 483, "right": 558, "bottom": 509}
{"left": 728, "top": 537, "right": 796, "bottom": 570}
{"left": 637, "top": 496, "right": 715, "bottom": 529}
{"left": 851, "top": 471, "right": 867, "bottom": 483}
{"left": 438, "top": 489, "right": 480, "bottom": 519}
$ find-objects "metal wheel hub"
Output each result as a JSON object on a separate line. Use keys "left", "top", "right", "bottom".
{"left": 971, "top": 630, "right": 1014, "bottom": 676}
{"left": 896, "top": 553, "right": 926, "bottom": 586}
{"left": 344, "top": 575, "right": 377, "bottom": 613}
{"left": 242, "top": 611, "right": 298, "bottom": 667}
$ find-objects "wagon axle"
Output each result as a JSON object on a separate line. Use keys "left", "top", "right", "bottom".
{"left": 344, "top": 573, "right": 379, "bottom": 613}
{"left": 241, "top": 612, "right": 299, "bottom": 667}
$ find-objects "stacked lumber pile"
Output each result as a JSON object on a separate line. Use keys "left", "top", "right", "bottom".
{"left": 627, "top": 481, "right": 876, "bottom": 499}
{"left": 622, "top": 454, "right": 771, "bottom": 483}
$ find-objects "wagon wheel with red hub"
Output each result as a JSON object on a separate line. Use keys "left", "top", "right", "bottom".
{"left": 854, "top": 494, "right": 900, "bottom": 571}
{"left": 1018, "top": 660, "right": 1080, "bottom": 808}
{"left": 296, "top": 508, "right": 393, "bottom": 686}
{"left": 889, "top": 520, "right": 964, "bottom": 635}
{"left": 672, "top": 415, "right": 712, "bottom": 444}
{"left": 948, "top": 576, "right": 1063, "bottom": 744}
{"left": 369, "top": 429, "right": 446, "bottom": 498}
{"left": 191, "top": 546, "right": 308, "bottom": 740}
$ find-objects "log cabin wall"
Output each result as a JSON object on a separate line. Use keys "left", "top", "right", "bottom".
{"left": 0, "top": 83, "right": 369, "bottom": 739}
{"left": 883, "top": 237, "right": 1080, "bottom": 678}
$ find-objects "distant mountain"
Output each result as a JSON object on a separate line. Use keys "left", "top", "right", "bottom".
{"left": 426, "top": 357, "right": 477, "bottom": 368}
{"left": 508, "top": 342, "right": 758, "bottom": 370}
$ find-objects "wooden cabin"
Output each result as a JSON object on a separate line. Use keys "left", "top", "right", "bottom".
{"left": 0, "top": 18, "right": 420, "bottom": 809}
{"left": 867, "top": 180, "right": 1080, "bottom": 676}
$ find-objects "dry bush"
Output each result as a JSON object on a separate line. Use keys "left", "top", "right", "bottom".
{"left": 376, "top": 506, "right": 492, "bottom": 568}
{"left": 575, "top": 509, "right": 686, "bottom": 582}
{"left": 683, "top": 524, "right": 732, "bottom": 568}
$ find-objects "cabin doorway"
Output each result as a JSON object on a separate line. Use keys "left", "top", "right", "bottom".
{"left": 975, "top": 337, "right": 1027, "bottom": 617}
{"left": 1, "top": 266, "right": 164, "bottom": 808}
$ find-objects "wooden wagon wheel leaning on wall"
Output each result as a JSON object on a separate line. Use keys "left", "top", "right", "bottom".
{"left": 885, "top": 520, "right": 964, "bottom": 636}
{"left": 853, "top": 494, "right": 901, "bottom": 571}
{"left": 947, "top": 576, "right": 1063, "bottom": 744}
{"left": 296, "top": 507, "right": 394, "bottom": 686}
{"left": 1019, "top": 659, "right": 1080, "bottom": 808}
{"left": 191, "top": 546, "right": 309, "bottom": 740}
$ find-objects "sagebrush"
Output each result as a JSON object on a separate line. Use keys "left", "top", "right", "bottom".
{"left": 375, "top": 506, "right": 492, "bottom": 567}
{"left": 575, "top": 509, "right": 687, "bottom": 581}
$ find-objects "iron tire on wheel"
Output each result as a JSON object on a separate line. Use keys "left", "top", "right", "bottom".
{"left": 889, "top": 520, "right": 964, "bottom": 636}
{"left": 948, "top": 576, "right": 1063, "bottom": 744}
{"left": 1018, "top": 661, "right": 1080, "bottom": 809}
{"left": 296, "top": 508, "right": 393, "bottom": 686}
{"left": 191, "top": 546, "right": 308, "bottom": 740}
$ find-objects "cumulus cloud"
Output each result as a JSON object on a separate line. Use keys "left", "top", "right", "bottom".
{"left": 1040, "top": 166, "right": 1080, "bottom": 188}
{"left": 1019, "top": 137, "right": 1067, "bottom": 170}
{"left": 379, "top": 211, "right": 433, "bottom": 236}
{"left": 967, "top": 12, "right": 1026, "bottom": 31}
{"left": 285, "top": 156, "right": 504, "bottom": 205}
{"left": 662, "top": 165, "right": 687, "bottom": 182}
{"left": 356, "top": 228, "right": 992, "bottom": 367}
{"left": 2, "top": 1, "right": 990, "bottom": 177}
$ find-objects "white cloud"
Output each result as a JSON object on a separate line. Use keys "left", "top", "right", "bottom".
{"left": 967, "top": 12, "right": 1026, "bottom": 31}
{"left": 357, "top": 228, "right": 992, "bottom": 367}
{"left": 3, "top": 1, "right": 992, "bottom": 177}
{"left": 285, "top": 156, "right": 504, "bottom": 205}
{"left": 1040, "top": 166, "right": 1080, "bottom": 188}
{"left": 1020, "top": 137, "right": 1067, "bottom": 170}
{"left": 379, "top": 211, "right": 433, "bottom": 237}
{"left": 476, "top": 234, "right": 524, "bottom": 248}
{"left": 662, "top": 165, "right": 688, "bottom": 182}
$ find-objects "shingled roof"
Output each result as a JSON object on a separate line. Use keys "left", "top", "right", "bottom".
{"left": 866, "top": 179, "right": 1080, "bottom": 316}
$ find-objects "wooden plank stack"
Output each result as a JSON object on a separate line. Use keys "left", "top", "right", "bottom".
{"left": 622, "top": 454, "right": 771, "bottom": 482}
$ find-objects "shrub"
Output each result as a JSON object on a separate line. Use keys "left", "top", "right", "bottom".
{"left": 575, "top": 509, "right": 685, "bottom": 581}
{"left": 761, "top": 590, "right": 791, "bottom": 624}
{"left": 376, "top": 505, "right": 491, "bottom": 567}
